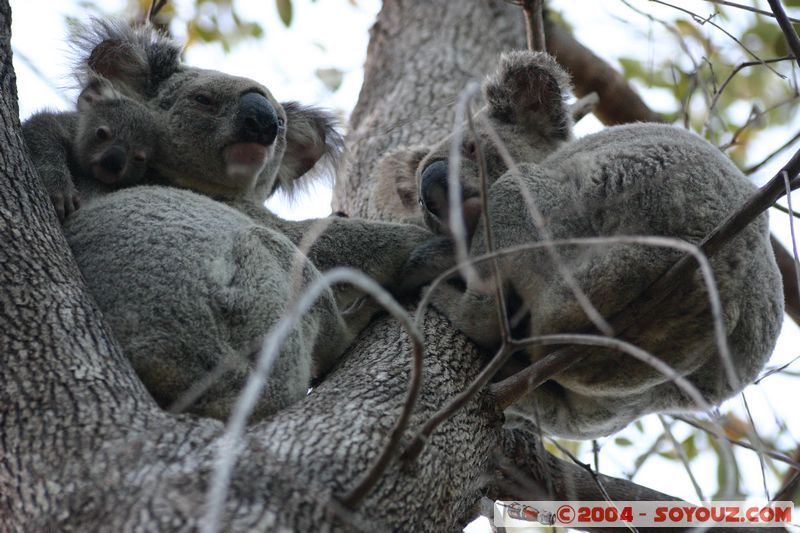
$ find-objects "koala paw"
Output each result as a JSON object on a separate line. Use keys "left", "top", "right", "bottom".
{"left": 50, "top": 188, "right": 81, "bottom": 222}
{"left": 397, "top": 236, "right": 456, "bottom": 294}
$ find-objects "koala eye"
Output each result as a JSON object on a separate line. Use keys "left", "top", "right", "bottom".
{"left": 132, "top": 151, "right": 147, "bottom": 163}
{"left": 95, "top": 126, "right": 112, "bottom": 141}
{"left": 277, "top": 117, "right": 286, "bottom": 130}
{"left": 193, "top": 93, "right": 214, "bottom": 107}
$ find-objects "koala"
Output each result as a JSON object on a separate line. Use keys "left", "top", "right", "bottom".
{"left": 62, "top": 19, "right": 451, "bottom": 421}
{"left": 416, "top": 51, "right": 784, "bottom": 439}
{"left": 21, "top": 77, "right": 161, "bottom": 221}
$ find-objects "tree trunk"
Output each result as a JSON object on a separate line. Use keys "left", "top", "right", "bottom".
{"left": 0, "top": 1, "right": 722, "bottom": 532}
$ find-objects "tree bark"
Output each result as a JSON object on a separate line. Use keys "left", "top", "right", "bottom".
{"left": 0, "top": 1, "right": 740, "bottom": 532}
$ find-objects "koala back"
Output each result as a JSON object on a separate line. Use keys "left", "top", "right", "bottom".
{"left": 63, "top": 185, "right": 348, "bottom": 420}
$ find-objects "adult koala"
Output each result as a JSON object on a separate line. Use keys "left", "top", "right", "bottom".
{"left": 64, "top": 20, "right": 449, "bottom": 421}
{"left": 416, "top": 51, "right": 783, "bottom": 439}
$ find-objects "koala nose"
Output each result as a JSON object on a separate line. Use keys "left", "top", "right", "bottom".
{"left": 99, "top": 145, "right": 127, "bottom": 175}
{"left": 419, "top": 159, "right": 449, "bottom": 220}
{"left": 236, "top": 92, "right": 279, "bottom": 146}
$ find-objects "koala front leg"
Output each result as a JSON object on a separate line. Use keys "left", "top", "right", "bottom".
{"left": 428, "top": 280, "right": 504, "bottom": 349}
{"left": 21, "top": 111, "right": 81, "bottom": 221}
{"left": 232, "top": 200, "right": 453, "bottom": 295}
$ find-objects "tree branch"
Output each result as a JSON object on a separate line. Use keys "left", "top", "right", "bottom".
{"left": 768, "top": 0, "right": 800, "bottom": 68}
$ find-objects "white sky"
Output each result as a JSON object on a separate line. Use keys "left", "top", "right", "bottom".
{"left": 8, "top": 1, "right": 800, "bottom": 529}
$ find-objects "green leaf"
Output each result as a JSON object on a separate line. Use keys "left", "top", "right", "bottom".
{"left": 614, "top": 437, "right": 633, "bottom": 447}
{"left": 316, "top": 67, "right": 344, "bottom": 92}
{"left": 276, "top": 0, "right": 293, "bottom": 27}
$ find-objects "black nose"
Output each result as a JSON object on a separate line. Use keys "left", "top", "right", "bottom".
{"left": 236, "top": 92, "right": 279, "bottom": 146}
{"left": 420, "top": 159, "right": 449, "bottom": 219}
{"left": 99, "top": 145, "right": 127, "bottom": 175}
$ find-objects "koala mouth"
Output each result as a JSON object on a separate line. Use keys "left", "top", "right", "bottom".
{"left": 223, "top": 142, "right": 269, "bottom": 183}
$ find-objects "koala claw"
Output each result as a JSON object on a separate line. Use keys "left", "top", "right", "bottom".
{"left": 398, "top": 236, "right": 456, "bottom": 294}
{"left": 51, "top": 190, "right": 81, "bottom": 222}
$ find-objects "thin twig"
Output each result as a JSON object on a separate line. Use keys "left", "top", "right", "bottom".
{"left": 467, "top": 108, "right": 511, "bottom": 340}
{"left": 704, "top": 56, "right": 795, "bottom": 135}
{"left": 772, "top": 203, "right": 800, "bottom": 218}
{"left": 658, "top": 415, "right": 706, "bottom": 501}
{"left": 672, "top": 415, "right": 800, "bottom": 470}
{"left": 721, "top": 97, "right": 800, "bottom": 151}
{"left": 740, "top": 393, "right": 771, "bottom": 501}
{"left": 203, "top": 268, "right": 423, "bottom": 531}
{"left": 767, "top": 0, "right": 800, "bottom": 69}
{"left": 755, "top": 353, "right": 800, "bottom": 383}
{"left": 702, "top": 0, "right": 800, "bottom": 24}
{"left": 546, "top": 438, "right": 638, "bottom": 533}
{"left": 477, "top": 114, "right": 614, "bottom": 336}
{"left": 649, "top": 0, "right": 785, "bottom": 78}
{"left": 446, "top": 83, "right": 483, "bottom": 289}
{"left": 745, "top": 129, "right": 800, "bottom": 175}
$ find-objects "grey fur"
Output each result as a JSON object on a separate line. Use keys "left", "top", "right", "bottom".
{"left": 417, "top": 51, "right": 784, "bottom": 439}
{"left": 62, "top": 19, "right": 450, "bottom": 421}
{"left": 21, "top": 76, "right": 162, "bottom": 221}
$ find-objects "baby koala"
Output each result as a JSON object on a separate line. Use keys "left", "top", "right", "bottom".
{"left": 22, "top": 77, "right": 161, "bottom": 221}
{"left": 416, "top": 51, "right": 783, "bottom": 439}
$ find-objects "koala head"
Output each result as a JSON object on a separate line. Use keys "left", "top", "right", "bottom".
{"left": 417, "top": 51, "right": 573, "bottom": 235}
{"left": 73, "top": 19, "right": 341, "bottom": 203}
{"left": 75, "top": 76, "right": 161, "bottom": 187}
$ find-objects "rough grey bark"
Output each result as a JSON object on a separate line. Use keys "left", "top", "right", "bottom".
{"left": 0, "top": 1, "right": 715, "bottom": 532}
{"left": 335, "top": 0, "right": 526, "bottom": 218}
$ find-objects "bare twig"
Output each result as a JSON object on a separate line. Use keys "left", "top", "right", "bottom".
{"left": 767, "top": 0, "right": 800, "bottom": 69}
{"left": 649, "top": 0, "right": 785, "bottom": 79}
{"left": 721, "top": 97, "right": 800, "bottom": 150}
{"left": 774, "top": 446, "right": 800, "bottom": 501}
{"left": 740, "top": 393, "right": 771, "bottom": 501}
{"left": 446, "top": 83, "right": 484, "bottom": 289}
{"left": 477, "top": 114, "right": 614, "bottom": 336}
{"left": 658, "top": 415, "right": 706, "bottom": 501}
{"left": 545, "top": 438, "right": 629, "bottom": 531}
{"left": 755, "top": 353, "right": 800, "bottom": 383}
{"left": 703, "top": 0, "right": 800, "bottom": 24}
{"left": 672, "top": 415, "right": 800, "bottom": 470}
{"left": 467, "top": 109, "right": 511, "bottom": 340}
{"left": 746, "top": 129, "right": 800, "bottom": 175}
{"left": 704, "top": 56, "right": 795, "bottom": 135}
{"left": 204, "top": 268, "right": 424, "bottom": 530}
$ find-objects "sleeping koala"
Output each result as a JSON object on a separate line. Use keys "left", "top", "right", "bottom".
{"left": 64, "top": 20, "right": 450, "bottom": 421}
{"left": 417, "top": 51, "right": 784, "bottom": 439}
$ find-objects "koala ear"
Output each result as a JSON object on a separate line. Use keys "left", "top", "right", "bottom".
{"left": 72, "top": 18, "right": 182, "bottom": 99}
{"left": 77, "top": 76, "right": 121, "bottom": 111}
{"left": 483, "top": 50, "right": 573, "bottom": 140}
{"left": 275, "top": 102, "right": 344, "bottom": 194}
